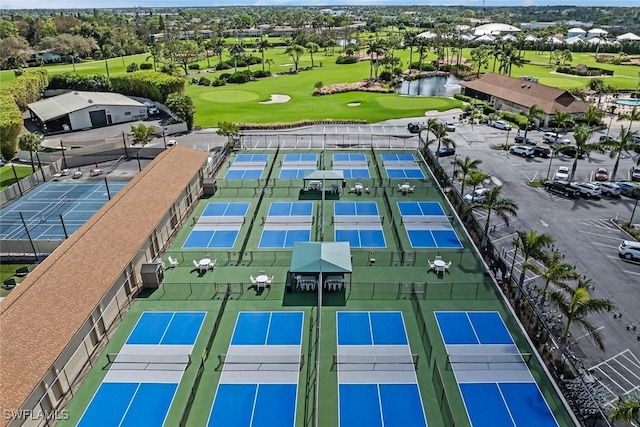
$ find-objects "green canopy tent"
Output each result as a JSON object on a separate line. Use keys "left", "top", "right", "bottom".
{"left": 289, "top": 241, "right": 352, "bottom": 292}
{"left": 302, "top": 170, "right": 344, "bottom": 194}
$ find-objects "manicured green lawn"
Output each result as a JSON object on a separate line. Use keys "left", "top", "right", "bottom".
{"left": 0, "top": 164, "right": 35, "bottom": 190}
{"left": 2, "top": 46, "right": 637, "bottom": 127}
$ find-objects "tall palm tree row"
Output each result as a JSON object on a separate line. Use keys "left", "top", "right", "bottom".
{"left": 466, "top": 186, "right": 519, "bottom": 247}
{"left": 523, "top": 104, "right": 545, "bottom": 139}
{"left": 605, "top": 126, "right": 639, "bottom": 181}
{"left": 452, "top": 156, "right": 482, "bottom": 196}
{"left": 515, "top": 230, "right": 554, "bottom": 291}
{"left": 18, "top": 133, "right": 44, "bottom": 173}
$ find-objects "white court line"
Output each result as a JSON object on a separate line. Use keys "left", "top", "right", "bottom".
{"left": 117, "top": 383, "right": 142, "bottom": 427}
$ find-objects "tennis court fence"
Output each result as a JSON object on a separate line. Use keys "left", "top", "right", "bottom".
{"left": 432, "top": 360, "right": 457, "bottom": 427}
{"left": 331, "top": 354, "right": 419, "bottom": 371}
{"left": 216, "top": 354, "right": 305, "bottom": 371}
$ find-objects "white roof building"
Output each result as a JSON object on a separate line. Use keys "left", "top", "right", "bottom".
{"left": 473, "top": 23, "right": 521, "bottom": 36}
{"left": 617, "top": 32, "right": 640, "bottom": 41}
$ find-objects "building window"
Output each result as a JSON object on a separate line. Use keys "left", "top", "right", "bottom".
{"left": 124, "top": 111, "right": 131, "bottom": 116}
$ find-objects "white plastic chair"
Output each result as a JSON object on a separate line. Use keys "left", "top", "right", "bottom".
{"left": 209, "top": 258, "right": 217, "bottom": 270}
{"left": 444, "top": 261, "right": 452, "bottom": 272}
{"left": 267, "top": 276, "right": 274, "bottom": 286}
{"left": 350, "top": 186, "right": 356, "bottom": 193}
{"left": 192, "top": 260, "right": 199, "bottom": 269}
{"left": 409, "top": 185, "right": 415, "bottom": 193}
{"left": 398, "top": 183, "right": 403, "bottom": 192}
{"left": 435, "top": 255, "right": 442, "bottom": 261}
{"left": 427, "top": 260, "right": 436, "bottom": 271}
{"left": 168, "top": 256, "right": 178, "bottom": 268}
{"left": 250, "top": 275, "right": 257, "bottom": 284}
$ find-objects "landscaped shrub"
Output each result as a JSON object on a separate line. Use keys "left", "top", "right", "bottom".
{"left": 226, "top": 71, "right": 251, "bottom": 84}
{"left": 110, "top": 70, "right": 184, "bottom": 103}
{"left": 198, "top": 77, "right": 211, "bottom": 86}
{"left": 0, "top": 94, "right": 22, "bottom": 160}
{"left": 335, "top": 56, "right": 357, "bottom": 64}
{"left": 378, "top": 71, "right": 393, "bottom": 82}
{"left": 409, "top": 62, "right": 435, "bottom": 71}
{"left": 215, "top": 62, "right": 232, "bottom": 70}
{"left": 2, "top": 69, "right": 49, "bottom": 111}
{"left": 252, "top": 70, "right": 271, "bottom": 78}
{"left": 211, "top": 78, "right": 226, "bottom": 87}
{"left": 188, "top": 63, "right": 200, "bottom": 70}
{"left": 48, "top": 74, "right": 111, "bottom": 92}
{"left": 556, "top": 65, "right": 614, "bottom": 77}
{"left": 126, "top": 63, "right": 139, "bottom": 73}
{"left": 499, "top": 111, "right": 528, "bottom": 129}
{"left": 454, "top": 93, "right": 473, "bottom": 103}
{"left": 219, "top": 73, "right": 231, "bottom": 81}
{"left": 139, "top": 63, "right": 153, "bottom": 70}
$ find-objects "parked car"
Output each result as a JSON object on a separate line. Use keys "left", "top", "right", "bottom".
{"left": 443, "top": 121, "right": 456, "bottom": 132}
{"left": 532, "top": 146, "right": 551, "bottom": 158}
{"left": 594, "top": 168, "right": 609, "bottom": 182}
{"left": 618, "top": 240, "right": 640, "bottom": 260}
{"left": 166, "top": 139, "right": 177, "bottom": 147}
{"left": 514, "top": 136, "right": 537, "bottom": 145}
{"left": 437, "top": 146, "right": 456, "bottom": 157}
{"left": 599, "top": 135, "right": 619, "bottom": 143}
{"left": 631, "top": 166, "right": 640, "bottom": 181}
{"left": 490, "top": 120, "right": 512, "bottom": 131}
{"left": 407, "top": 122, "right": 421, "bottom": 133}
{"left": 596, "top": 182, "right": 621, "bottom": 198}
{"left": 509, "top": 145, "right": 535, "bottom": 157}
{"left": 543, "top": 132, "right": 571, "bottom": 144}
{"left": 573, "top": 182, "right": 602, "bottom": 199}
{"left": 543, "top": 180, "right": 580, "bottom": 198}
{"left": 72, "top": 170, "right": 83, "bottom": 179}
{"left": 144, "top": 101, "right": 159, "bottom": 115}
{"left": 617, "top": 182, "right": 640, "bottom": 199}
{"left": 554, "top": 166, "right": 570, "bottom": 180}
{"left": 561, "top": 145, "right": 585, "bottom": 159}
{"left": 463, "top": 187, "right": 490, "bottom": 203}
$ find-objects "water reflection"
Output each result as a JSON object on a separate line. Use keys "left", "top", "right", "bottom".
{"left": 396, "top": 75, "right": 462, "bottom": 97}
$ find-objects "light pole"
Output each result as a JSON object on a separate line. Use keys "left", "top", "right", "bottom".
{"left": 546, "top": 145, "right": 556, "bottom": 180}
{"left": 631, "top": 197, "right": 639, "bottom": 226}
{"left": 505, "top": 128, "right": 511, "bottom": 157}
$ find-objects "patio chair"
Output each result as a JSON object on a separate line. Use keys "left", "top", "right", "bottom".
{"left": 427, "top": 260, "right": 436, "bottom": 271}
{"left": 444, "top": 261, "right": 452, "bottom": 272}
{"left": 258, "top": 269, "right": 266, "bottom": 275}
{"left": 192, "top": 260, "right": 200, "bottom": 270}
{"left": 408, "top": 185, "right": 415, "bottom": 193}
{"left": 398, "top": 184, "right": 403, "bottom": 192}
{"left": 267, "top": 276, "right": 274, "bottom": 286}
{"left": 168, "top": 256, "right": 179, "bottom": 268}
{"left": 349, "top": 186, "right": 356, "bottom": 193}
{"left": 435, "top": 255, "right": 442, "bottom": 261}
{"left": 250, "top": 275, "right": 257, "bottom": 284}
{"left": 368, "top": 251, "right": 376, "bottom": 265}
{"left": 208, "top": 259, "right": 217, "bottom": 270}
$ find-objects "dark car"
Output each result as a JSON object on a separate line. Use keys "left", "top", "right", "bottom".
{"left": 531, "top": 146, "right": 551, "bottom": 157}
{"left": 407, "top": 122, "right": 421, "bottom": 133}
{"left": 560, "top": 145, "right": 585, "bottom": 159}
{"left": 437, "top": 147, "right": 456, "bottom": 157}
{"left": 514, "top": 136, "right": 537, "bottom": 145}
{"left": 543, "top": 180, "right": 580, "bottom": 198}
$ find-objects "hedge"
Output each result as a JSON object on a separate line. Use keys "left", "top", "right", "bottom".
{"left": 498, "top": 111, "right": 528, "bottom": 129}
{"left": 336, "top": 56, "right": 357, "bottom": 64}
{"left": 109, "top": 70, "right": 184, "bottom": 103}
{"left": 48, "top": 74, "right": 112, "bottom": 92}
{"left": 0, "top": 94, "right": 22, "bottom": 160}
{"left": 1, "top": 69, "right": 49, "bottom": 111}
{"left": 454, "top": 93, "right": 472, "bottom": 102}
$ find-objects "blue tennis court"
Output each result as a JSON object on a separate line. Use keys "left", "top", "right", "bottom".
{"left": 259, "top": 202, "right": 313, "bottom": 248}
{"left": 334, "top": 202, "right": 386, "bottom": 248}
{"left": 386, "top": 168, "right": 425, "bottom": 179}
{"left": 183, "top": 202, "right": 248, "bottom": 249}
{"left": 435, "top": 311, "right": 513, "bottom": 345}
{"left": 224, "top": 154, "right": 269, "bottom": 180}
{"left": 126, "top": 311, "right": 206, "bottom": 346}
{"left": 460, "top": 382, "right": 558, "bottom": 427}
{"left": 332, "top": 153, "right": 370, "bottom": 179}
{"left": 435, "top": 311, "right": 559, "bottom": 427}
{"left": 279, "top": 154, "right": 317, "bottom": 179}
{"left": 79, "top": 382, "right": 177, "bottom": 427}
{"left": 337, "top": 312, "right": 427, "bottom": 427}
{"left": 207, "top": 312, "right": 303, "bottom": 427}
{"left": 0, "top": 181, "right": 126, "bottom": 240}
{"left": 381, "top": 153, "right": 416, "bottom": 162}
{"left": 398, "top": 202, "right": 445, "bottom": 217}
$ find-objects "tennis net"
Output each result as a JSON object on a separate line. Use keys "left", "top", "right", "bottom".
{"left": 332, "top": 354, "right": 419, "bottom": 371}
{"left": 445, "top": 353, "right": 531, "bottom": 371}
{"left": 217, "top": 354, "right": 304, "bottom": 371}
{"left": 106, "top": 353, "right": 191, "bottom": 370}
{"left": 333, "top": 215, "right": 383, "bottom": 225}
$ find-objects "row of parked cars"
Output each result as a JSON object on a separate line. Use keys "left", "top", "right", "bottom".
{"left": 543, "top": 179, "right": 640, "bottom": 200}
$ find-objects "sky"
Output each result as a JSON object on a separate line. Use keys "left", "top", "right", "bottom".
{"left": 0, "top": 0, "right": 634, "bottom": 9}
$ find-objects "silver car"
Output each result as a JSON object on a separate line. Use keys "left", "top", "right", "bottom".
{"left": 490, "top": 120, "right": 512, "bottom": 131}
{"left": 596, "top": 182, "right": 621, "bottom": 197}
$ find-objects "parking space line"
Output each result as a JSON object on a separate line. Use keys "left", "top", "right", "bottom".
{"left": 592, "top": 242, "right": 620, "bottom": 250}
{"left": 623, "top": 270, "right": 640, "bottom": 276}
{"left": 582, "top": 231, "right": 624, "bottom": 240}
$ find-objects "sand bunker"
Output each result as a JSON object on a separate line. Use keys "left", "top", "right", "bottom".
{"left": 279, "top": 63, "right": 294, "bottom": 67}
{"left": 259, "top": 94, "right": 291, "bottom": 104}
{"left": 347, "top": 102, "right": 361, "bottom": 107}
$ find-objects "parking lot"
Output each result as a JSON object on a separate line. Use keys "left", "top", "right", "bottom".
{"left": 433, "top": 113, "right": 640, "bottom": 377}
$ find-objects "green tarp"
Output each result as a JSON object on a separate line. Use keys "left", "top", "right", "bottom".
{"left": 290, "top": 242, "right": 352, "bottom": 273}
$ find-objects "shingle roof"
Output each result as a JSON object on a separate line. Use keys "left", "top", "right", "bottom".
{"left": 27, "top": 91, "right": 145, "bottom": 122}
{"left": 460, "top": 73, "right": 589, "bottom": 115}
{"left": 0, "top": 146, "right": 209, "bottom": 423}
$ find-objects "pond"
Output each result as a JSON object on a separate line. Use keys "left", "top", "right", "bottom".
{"left": 395, "top": 75, "right": 462, "bottom": 97}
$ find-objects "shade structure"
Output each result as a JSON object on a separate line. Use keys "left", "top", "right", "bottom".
{"left": 303, "top": 170, "right": 344, "bottom": 181}
{"left": 290, "top": 242, "right": 352, "bottom": 274}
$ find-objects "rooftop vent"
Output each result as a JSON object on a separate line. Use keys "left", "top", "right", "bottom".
{"left": 88, "top": 99, "right": 94, "bottom": 103}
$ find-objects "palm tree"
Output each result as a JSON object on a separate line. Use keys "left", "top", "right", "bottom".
{"left": 452, "top": 156, "right": 482, "bottom": 196}
{"left": 514, "top": 230, "right": 554, "bottom": 300}
{"left": 202, "top": 40, "right": 212, "bottom": 69}
{"left": 306, "top": 42, "right": 320, "bottom": 67}
{"left": 18, "top": 133, "right": 44, "bottom": 173}
{"left": 419, "top": 118, "right": 439, "bottom": 147}
{"left": 101, "top": 44, "right": 114, "bottom": 78}
{"left": 256, "top": 38, "right": 270, "bottom": 72}
{"left": 432, "top": 123, "right": 454, "bottom": 162}
{"left": 551, "top": 109, "right": 573, "bottom": 141}
{"left": 470, "top": 45, "right": 490, "bottom": 78}
{"left": 523, "top": 104, "right": 545, "bottom": 139}
{"left": 403, "top": 30, "right": 418, "bottom": 71}
{"left": 606, "top": 126, "right": 639, "bottom": 181}
{"left": 583, "top": 104, "right": 605, "bottom": 127}
{"left": 466, "top": 186, "right": 519, "bottom": 247}
{"left": 549, "top": 279, "right": 614, "bottom": 361}
{"left": 618, "top": 105, "right": 640, "bottom": 132}
{"left": 366, "top": 39, "right": 386, "bottom": 79}
{"left": 229, "top": 44, "right": 245, "bottom": 72}
{"left": 610, "top": 397, "right": 640, "bottom": 423}
{"left": 463, "top": 170, "right": 490, "bottom": 199}
{"left": 285, "top": 44, "right": 304, "bottom": 71}
{"left": 563, "top": 124, "right": 601, "bottom": 182}
{"left": 532, "top": 250, "right": 579, "bottom": 311}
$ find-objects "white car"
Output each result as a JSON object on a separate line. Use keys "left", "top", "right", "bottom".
{"left": 573, "top": 182, "right": 602, "bottom": 199}
{"left": 543, "top": 132, "right": 571, "bottom": 144}
{"left": 554, "top": 166, "right": 570, "bottom": 180}
{"left": 631, "top": 166, "right": 640, "bottom": 181}
{"left": 167, "top": 139, "right": 177, "bottom": 147}
{"left": 463, "top": 188, "right": 490, "bottom": 203}
{"left": 509, "top": 145, "right": 534, "bottom": 157}
{"left": 618, "top": 240, "right": 640, "bottom": 260}
{"left": 490, "top": 120, "right": 512, "bottom": 131}
{"left": 443, "top": 121, "right": 456, "bottom": 132}
{"left": 596, "top": 182, "right": 621, "bottom": 197}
